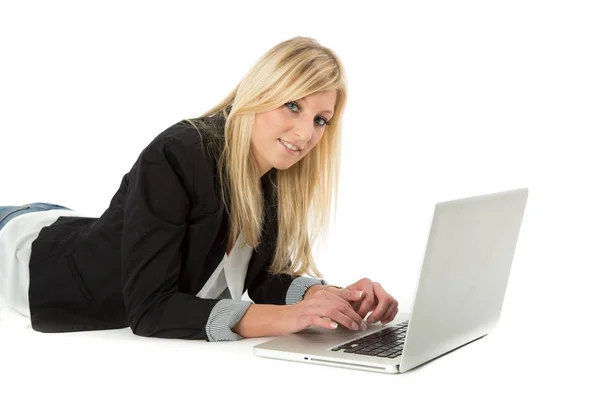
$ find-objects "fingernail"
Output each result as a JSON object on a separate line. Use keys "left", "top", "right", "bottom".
{"left": 352, "top": 322, "right": 359, "bottom": 330}
{"left": 361, "top": 322, "right": 367, "bottom": 330}
{"left": 355, "top": 291, "right": 363, "bottom": 298}
{"left": 330, "top": 322, "right": 338, "bottom": 329}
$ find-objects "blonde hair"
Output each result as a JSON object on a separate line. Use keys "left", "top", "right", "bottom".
{"left": 185, "top": 36, "right": 347, "bottom": 279}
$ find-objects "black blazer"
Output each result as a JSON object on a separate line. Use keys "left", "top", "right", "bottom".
{"left": 28, "top": 113, "right": 296, "bottom": 340}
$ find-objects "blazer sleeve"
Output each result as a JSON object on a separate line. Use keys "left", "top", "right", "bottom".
{"left": 121, "top": 135, "right": 250, "bottom": 341}
{"left": 247, "top": 258, "right": 329, "bottom": 305}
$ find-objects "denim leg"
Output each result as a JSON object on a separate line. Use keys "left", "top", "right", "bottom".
{"left": 0, "top": 203, "right": 73, "bottom": 231}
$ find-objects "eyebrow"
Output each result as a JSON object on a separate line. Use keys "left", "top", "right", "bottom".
{"left": 297, "top": 98, "right": 334, "bottom": 117}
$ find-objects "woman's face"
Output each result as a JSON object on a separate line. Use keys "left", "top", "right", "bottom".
{"left": 252, "top": 90, "right": 337, "bottom": 177}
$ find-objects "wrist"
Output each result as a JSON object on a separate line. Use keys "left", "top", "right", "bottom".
{"left": 304, "top": 284, "right": 326, "bottom": 300}
{"left": 232, "top": 303, "right": 287, "bottom": 338}
{"left": 304, "top": 284, "right": 343, "bottom": 300}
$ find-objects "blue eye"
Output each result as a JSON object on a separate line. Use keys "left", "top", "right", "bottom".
{"left": 315, "top": 117, "right": 330, "bottom": 127}
{"left": 285, "top": 101, "right": 331, "bottom": 127}
{"left": 286, "top": 102, "right": 299, "bottom": 112}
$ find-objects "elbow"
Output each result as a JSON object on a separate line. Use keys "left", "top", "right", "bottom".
{"left": 127, "top": 311, "right": 152, "bottom": 337}
{"left": 124, "top": 291, "right": 174, "bottom": 337}
{"left": 124, "top": 299, "right": 155, "bottom": 337}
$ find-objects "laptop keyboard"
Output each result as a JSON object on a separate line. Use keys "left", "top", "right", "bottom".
{"left": 330, "top": 320, "right": 409, "bottom": 358}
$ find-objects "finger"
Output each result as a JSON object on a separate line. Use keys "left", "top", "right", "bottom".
{"left": 378, "top": 294, "right": 399, "bottom": 324}
{"left": 332, "top": 287, "right": 365, "bottom": 303}
{"left": 341, "top": 283, "right": 368, "bottom": 317}
{"left": 381, "top": 307, "right": 399, "bottom": 325}
{"left": 332, "top": 288, "right": 366, "bottom": 321}
{"left": 383, "top": 308, "right": 399, "bottom": 325}
{"left": 357, "top": 296, "right": 377, "bottom": 320}
{"left": 338, "top": 302, "right": 367, "bottom": 330}
{"left": 355, "top": 285, "right": 376, "bottom": 319}
{"left": 320, "top": 306, "right": 362, "bottom": 331}
{"left": 319, "top": 290, "right": 365, "bottom": 328}
{"left": 308, "top": 315, "right": 339, "bottom": 330}
{"left": 366, "top": 284, "right": 394, "bottom": 324}
{"left": 380, "top": 304, "right": 398, "bottom": 325}
{"left": 367, "top": 299, "right": 391, "bottom": 324}
{"left": 344, "top": 287, "right": 363, "bottom": 313}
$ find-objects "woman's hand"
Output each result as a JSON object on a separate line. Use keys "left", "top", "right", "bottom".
{"left": 279, "top": 289, "right": 368, "bottom": 335}
{"left": 346, "top": 278, "right": 399, "bottom": 325}
{"left": 312, "top": 278, "right": 399, "bottom": 325}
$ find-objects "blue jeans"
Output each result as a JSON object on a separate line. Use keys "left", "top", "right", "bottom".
{"left": 0, "top": 202, "right": 73, "bottom": 231}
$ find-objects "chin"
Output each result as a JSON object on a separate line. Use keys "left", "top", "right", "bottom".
{"left": 271, "top": 162, "right": 294, "bottom": 171}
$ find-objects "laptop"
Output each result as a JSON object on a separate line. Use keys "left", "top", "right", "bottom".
{"left": 254, "top": 188, "right": 529, "bottom": 374}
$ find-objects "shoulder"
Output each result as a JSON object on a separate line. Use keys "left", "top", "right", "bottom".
{"left": 149, "top": 114, "right": 226, "bottom": 165}
{"left": 135, "top": 117, "right": 219, "bottom": 177}
{"left": 138, "top": 116, "right": 226, "bottom": 212}
{"left": 148, "top": 119, "right": 204, "bottom": 156}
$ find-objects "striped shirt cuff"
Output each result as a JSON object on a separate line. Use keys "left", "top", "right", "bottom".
{"left": 205, "top": 299, "right": 253, "bottom": 342}
{"left": 285, "top": 276, "right": 329, "bottom": 305}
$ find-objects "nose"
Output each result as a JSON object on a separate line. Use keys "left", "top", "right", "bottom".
{"left": 292, "top": 117, "right": 314, "bottom": 144}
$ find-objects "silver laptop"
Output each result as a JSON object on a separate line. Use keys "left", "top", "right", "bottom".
{"left": 254, "top": 188, "right": 529, "bottom": 374}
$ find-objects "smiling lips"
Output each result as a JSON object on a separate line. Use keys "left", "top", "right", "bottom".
{"left": 279, "top": 139, "right": 301, "bottom": 153}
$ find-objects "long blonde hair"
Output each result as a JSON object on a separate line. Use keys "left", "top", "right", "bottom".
{"left": 185, "top": 36, "right": 347, "bottom": 279}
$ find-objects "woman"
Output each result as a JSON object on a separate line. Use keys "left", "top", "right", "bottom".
{"left": 0, "top": 36, "right": 399, "bottom": 341}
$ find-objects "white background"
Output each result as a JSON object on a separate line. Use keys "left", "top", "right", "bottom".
{"left": 1, "top": 0, "right": 598, "bottom": 398}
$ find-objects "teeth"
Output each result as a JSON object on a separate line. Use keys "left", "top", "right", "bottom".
{"left": 280, "top": 139, "right": 299, "bottom": 151}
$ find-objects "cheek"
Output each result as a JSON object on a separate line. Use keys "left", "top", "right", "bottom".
{"left": 258, "top": 110, "right": 288, "bottom": 135}
{"left": 304, "top": 138, "right": 322, "bottom": 154}
{"left": 311, "top": 131, "right": 325, "bottom": 146}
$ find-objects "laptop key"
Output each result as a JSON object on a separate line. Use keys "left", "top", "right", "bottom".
{"left": 344, "top": 346, "right": 369, "bottom": 353}
{"left": 331, "top": 323, "right": 412, "bottom": 354}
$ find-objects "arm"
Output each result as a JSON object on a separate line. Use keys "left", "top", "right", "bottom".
{"left": 234, "top": 256, "right": 329, "bottom": 338}
{"left": 121, "top": 134, "right": 252, "bottom": 341}
{"left": 231, "top": 277, "right": 328, "bottom": 339}
{"left": 246, "top": 257, "right": 328, "bottom": 306}
{"left": 231, "top": 303, "right": 286, "bottom": 338}
{"left": 235, "top": 275, "right": 347, "bottom": 338}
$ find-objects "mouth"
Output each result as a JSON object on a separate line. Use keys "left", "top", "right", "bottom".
{"left": 278, "top": 139, "right": 301, "bottom": 153}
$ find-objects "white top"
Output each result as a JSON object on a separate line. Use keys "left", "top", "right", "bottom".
{"left": 196, "top": 231, "right": 252, "bottom": 301}
{"left": 0, "top": 209, "right": 84, "bottom": 317}
{"left": 0, "top": 210, "right": 252, "bottom": 319}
